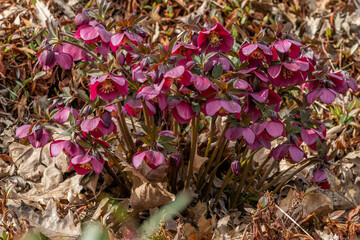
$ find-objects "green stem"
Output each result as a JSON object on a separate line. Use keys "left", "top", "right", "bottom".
{"left": 262, "top": 158, "right": 315, "bottom": 191}
{"left": 231, "top": 150, "right": 256, "bottom": 209}
{"left": 185, "top": 117, "right": 198, "bottom": 189}
{"left": 204, "top": 116, "right": 217, "bottom": 158}
{"left": 214, "top": 168, "right": 233, "bottom": 206}
{"left": 256, "top": 158, "right": 277, "bottom": 189}
{"left": 141, "top": 100, "right": 151, "bottom": 128}
{"left": 242, "top": 156, "right": 271, "bottom": 194}
{"left": 197, "top": 123, "right": 230, "bottom": 188}
{"left": 272, "top": 160, "right": 315, "bottom": 193}
{"left": 116, "top": 102, "right": 136, "bottom": 154}
{"left": 203, "top": 140, "right": 228, "bottom": 200}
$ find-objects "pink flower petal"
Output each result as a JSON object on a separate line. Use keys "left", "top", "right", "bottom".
{"left": 132, "top": 151, "right": 146, "bottom": 168}
{"left": 16, "top": 125, "right": 31, "bottom": 139}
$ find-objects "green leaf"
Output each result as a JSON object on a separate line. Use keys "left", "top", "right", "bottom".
{"left": 212, "top": 64, "right": 223, "bottom": 79}
{"left": 162, "top": 143, "right": 177, "bottom": 152}
{"left": 76, "top": 139, "right": 93, "bottom": 149}
{"left": 350, "top": 43, "right": 359, "bottom": 56}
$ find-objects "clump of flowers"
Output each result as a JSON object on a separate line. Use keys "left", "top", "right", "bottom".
{"left": 16, "top": 1, "right": 358, "bottom": 211}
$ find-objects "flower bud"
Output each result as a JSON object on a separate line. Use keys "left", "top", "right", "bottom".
{"left": 231, "top": 161, "right": 241, "bottom": 176}
{"left": 74, "top": 8, "right": 90, "bottom": 27}
{"left": 135, "top": 139, "right": 143, "bottom": 148}
{"left": 169, "top": 152, "right": 182, "bottom": 168}
{"left": 83, "top": 105, "right": 93, "bottom": 116}
{"left": 39, "top": 49, "right": 56, "bottom": 70}
{"left": 156, "top": 143, "right": 164, "bottom": 151}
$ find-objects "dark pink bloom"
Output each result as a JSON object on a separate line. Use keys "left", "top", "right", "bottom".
{"left": 270, "top": 144, "right": 305, "bottom": 163}
{"left": 197, "top": 23, "right": 234, "bottom": 53}
{"left": 225, "top": 126, "right": 255, "bottom": 144}
{"left": 192, "top": 75, "right": 218, "bottom": 97}
{"left": 171, "top": 42, "right": 199, "bottom": 58}
{"left": 74, "top": 21, "right": 111, "bottom": 44}
{"left": 74, "top": 8, "right": 90, "bottom": 27}
{"left": 170, "top": 100, "right": 196, "bottom": 124}
{"left": 132, "top": 150, "right": 166, "bottom": 169}
{"left": 62, "top": 43, "right": 91, "bottom": 62}
{"left": 81, "top": 111, "right": 117, "bottom": 138}
{"left": 272, "top": 39, "right": 302, "bottom": 59}
{"left": 50, "top": 140, "right": 84, "bottom": 157}
{"left": 163, "top": 66, "right": 192, "bottom": 91}
{"left": 90, "top": 74, "right": 128, "bottom": 103}
{"left": 124, "top": 99, "right": 156, "bottom": 117}
{"left": 268, "top": 62, "right": 304, "bottom": 87}
{"left": 110, "top": 32, "right": 143, "bottom": 52}
{"left": 16, "top": 123, "right": 52, "bottom": 148}
{"left": 306, "top": 71, "right": 357, "bottom": 104}
{"left": 204, "top": 99, "right": 241, "bottom": 116}
{"left": 248, "top": 120, "right": 285, "bottom": 150}
{"left": 69, "top": 155, "right": 104, "bottom": 175}
{"left": 239, "top": 43, "right": 272, "bottom": 66}
{"left": 204, "top": 55, "right": 232, "bottom": 72}
{"left": 132, "top": 66, "right": 147, "bottom": 83}
{"left": 300, "top": 122, "right": 326, "bottom": 150}
{"left": 38, "top": 48, "right": 73, "bottom": 70}
{"left": 136, "top": 85, "right": 161, "bottom": 101}
{"left": 53, "top": 107, "right": 79, "bottom": 124}
{"left": 311, "top": 168, "right": 330, "bottom": 189}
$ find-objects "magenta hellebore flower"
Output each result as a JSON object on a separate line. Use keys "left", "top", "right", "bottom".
{"left": 74, "top": 21, "right": 111, "bottom": 45}
{"left": 38, "top": 48, "right": 73, "bottom": 70}
{"left": 74, "top": 8, "right": 90, "bottom": 27}
{"left": 172, "top": 42, "right": 199, "bottom": 58}
{"left": 268, "top": 62, "right": 305, "bottom": 87}
{"left": 225, "top": 126, "right": 255, "bottom": 145}
{"left": 162, "top": 66, "right": 192, "bottom": 91}
{"left": 272, "top": 39, "right": 302, "bottom": 59}
{"left": 81, "top": 111, "right": 117, "bottom": 138}
{"left": 204, "top": 55, "right": 232, "bottom": 72}
{"left": 192, "top": 75, "right": 219, "bottom": 98}
{"left": 170, "top": 100, "right": 196, "bottom": 124}
{"left": 50, "top": 140, "right": 84, "bottom": 158}
{"left": 248, "top": 120, "right": 285, "bottom": 150}
{"left": 270, "top": 144, "right": 305, "bottom": 163}
{"left": 197, "top": 23, "right": 234, "bottom": 53}
{"left": 124, "top": 99, "right": 156, "bottom": 117}
{"left": 239, "top": 43, "right": 273, "bottom": 66}
{"left": 110, "top": 31, "right": 143, "bottom": 52}
{"left": 204, "top": 99, "right": 241, "bottom": 116}
{"left": 311, "top": 168, "right": 330, "bottom": 189}
{"left": 300, "top": 122, "right": 326, "bottom": 150}
{"left": 53, "top": 107, "right": 79, "bottom": 124}
{"left": 69, "top": 155, "right": 104, "bottom": 175}
{"left": 90, "top": 74, "right": 128, "bottom": 103}
{"left": 132, "top": 150, "right": 166, "bottom": 169}
{"left": 307, "top": 71, "right": 357, "bottom": 104}
{"left": 16, "top": 123, "right": 52, "bottom": 148}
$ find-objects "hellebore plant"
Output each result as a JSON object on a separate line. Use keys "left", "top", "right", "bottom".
{"left": 15, "top": 1, "right": 358, "bottom": 210}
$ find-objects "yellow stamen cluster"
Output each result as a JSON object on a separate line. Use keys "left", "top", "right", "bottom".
{"left": 250, "top": 49, "right": 264, "bottom": 60}
{"left": 100, "top": 80, "right": 116, "bottom": 93}
{"left": 80, "top": 162, "right": 92, "bottom": 169}
{"left": 282, "top": 68, "right": 294, "bottom": 79}
{"left": 208, "top": 32, "right": 222, "bottom": 48}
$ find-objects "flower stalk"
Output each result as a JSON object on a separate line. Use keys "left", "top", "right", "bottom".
{"left": 185, "top": 117, "right": 199, "bottom": 189}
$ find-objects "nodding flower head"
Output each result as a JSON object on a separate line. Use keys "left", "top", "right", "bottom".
{"left": 197, "top": 23, "right": 234, "bottom": 53}
{"left": 90, "top": 74, "right": 128, "bottom": 103}
{"left": 132, "top": 150, "right": 167, "bottom": 169}
{"left": 16, "top": 123, "right": 52, "bottom": 148}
